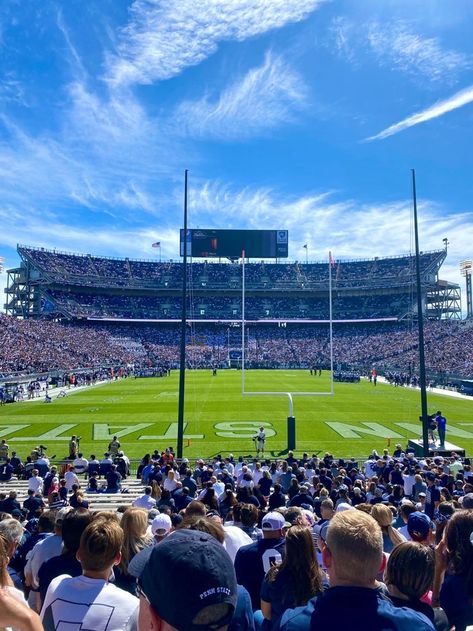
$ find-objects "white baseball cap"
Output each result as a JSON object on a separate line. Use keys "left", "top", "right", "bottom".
{"left": 151, "top": 513, "right": 172, "bottom": 535}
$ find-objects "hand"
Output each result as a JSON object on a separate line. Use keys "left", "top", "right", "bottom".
{"left": 435, "top": 539, "right": 448, "bottom": 573}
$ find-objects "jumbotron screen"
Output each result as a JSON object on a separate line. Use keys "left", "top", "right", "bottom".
{"left": 179, "top": 229, "right": 288, "bottom": 259}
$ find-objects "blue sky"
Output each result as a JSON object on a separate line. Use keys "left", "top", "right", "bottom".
{"left": 0, "top": 0, "right": 472, "bottom": 299}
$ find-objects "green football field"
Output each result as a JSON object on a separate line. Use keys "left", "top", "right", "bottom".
{"left": 1, "top": 370, "right": 472, "bottom": 461}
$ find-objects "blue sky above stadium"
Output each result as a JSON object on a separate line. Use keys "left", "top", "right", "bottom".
{"left": 0, "top": 0, "right": 472, "bottom": 294}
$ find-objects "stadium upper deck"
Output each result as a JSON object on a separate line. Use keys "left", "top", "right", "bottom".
{"left": 4, "top": 244, "right": 459, "bottom": 321}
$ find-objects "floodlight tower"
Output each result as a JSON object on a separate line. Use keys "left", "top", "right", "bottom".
{"left": 460, "top": 260, "right": 473, "bottom": 319}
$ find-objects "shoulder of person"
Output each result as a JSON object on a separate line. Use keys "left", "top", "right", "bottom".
{"left": 279, "top": 597, "right": 318, "bottom": 631}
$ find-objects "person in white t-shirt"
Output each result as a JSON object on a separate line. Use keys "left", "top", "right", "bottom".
{"left": 41, "top": 514, "right": 138, "bottom": 631}
{"left": 73, "top": 453, "right": 89, "bottom": 475}
{"left": 28, "top": 470, "right": 43, "bottom": 495}
{"left": 132, "top": 487, "right": 156, "bottom": 510}
{"left": 64, "top": 465, "right": 79, "bottom": 491}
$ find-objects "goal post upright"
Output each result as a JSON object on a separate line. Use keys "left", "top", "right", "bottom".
{"left": 241, "top": 250, "right": 335, "bottom": 453}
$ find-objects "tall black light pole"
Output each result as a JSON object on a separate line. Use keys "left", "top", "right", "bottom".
{"left": 177, "top": 170, "right": 188, "bottom": 459}
{"left": 412, "top": 169, "right": 430, "bottom": 456}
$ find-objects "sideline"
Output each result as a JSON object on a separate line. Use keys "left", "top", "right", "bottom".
{"left": 12, "top": 379, "right": 115, "bottom": 404}
{"left": 376, "top": 376, "right": 473, "bottom": 402}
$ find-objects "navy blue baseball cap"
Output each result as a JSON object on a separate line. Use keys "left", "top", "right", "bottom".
{"left": 408, "top": 512, "right": 432, "bottom": 539}
{"left": 140, "top": 529, "right": 237, "bottom": 630}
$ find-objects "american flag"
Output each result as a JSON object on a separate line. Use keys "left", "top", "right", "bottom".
{"left": 152, "top": 242, "right": 161, "bottom": 248}
{"left": 329, "top": 251, "right": 335, "bottom": 267}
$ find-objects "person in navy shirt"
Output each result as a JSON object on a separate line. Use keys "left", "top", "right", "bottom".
{"left": 280, "top": 510, "right": 434, "bottom": 630}
{"left": 435, "top": 411, "right": 447, "bottom": 447}
{"left": 425, "top": 472, "right": 441, "bottom": 519}
{"left": 234, "top": 511, "right": 286, "bottom": 610}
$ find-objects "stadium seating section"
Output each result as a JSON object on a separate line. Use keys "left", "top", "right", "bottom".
{"left": 15, "top": 246, "right": 444, "bottom": 321}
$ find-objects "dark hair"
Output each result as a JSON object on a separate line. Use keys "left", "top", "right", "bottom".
{"left": 61, "top": 509, "right": 93, "bottom": 554}
{"left": 385, "top": 542, "right": 434, "bottom": 599}
{"left": 446, "top": 510, "right": 473, "bottom": 598}
{"left": 38, "top": 512, "right": 56, "bottom": 533}
{"left": 202, "top": 488, "right": 219, "bottom": 510}
{"left": 268, "top": 526, "right": 323, "bottom": 605}
{"left": 240, "top": 504, "right": 258, "bottom": 528}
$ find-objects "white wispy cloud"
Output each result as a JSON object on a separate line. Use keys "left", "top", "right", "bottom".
{"left": 175, "top": 52, "right": 307, "bottom": 140}
{"left": 366, "top": 84, "right": 473, "bottom": 141}
{"left": 0, "top": 76, "right": 186, "bottom": 219}
{"left": 366, "top": 21, "right": 470, "bottom": 83}
{"left": 187, "top": 181, "right": 473, "bottom": 293}
{"left": 105, "top": 0, "right": 326, "bottom": 87}
{"left": 0, "top": 201, "right": 179, "bottom": 261}
{"left": 330, "top": 17, "right": 470, "bottom": 83}
{"left": 56, "top": 9, "right": 87, "bottom": 80}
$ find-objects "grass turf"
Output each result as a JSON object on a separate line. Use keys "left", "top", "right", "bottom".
{"left": 0, "top": 370, "right": 472, "bottom": 460}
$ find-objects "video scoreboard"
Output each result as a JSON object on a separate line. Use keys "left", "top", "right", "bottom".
{"left": 180, "top": 229, "right": 288, "bottom": 259}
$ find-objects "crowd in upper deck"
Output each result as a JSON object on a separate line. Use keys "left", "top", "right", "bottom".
{"left": 19, "top": 245, "right": 442, "bottom": 290}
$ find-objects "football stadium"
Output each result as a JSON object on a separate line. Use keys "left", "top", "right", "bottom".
{"left": 1, "top": 241, "right": 472, "bottom": 460}
{"left": 2, "top": 3, "right": 473, "bottom": 629}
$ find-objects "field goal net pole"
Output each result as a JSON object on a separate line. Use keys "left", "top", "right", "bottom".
{"left": 240, "top": 250, "right": 334, "bottom": 452}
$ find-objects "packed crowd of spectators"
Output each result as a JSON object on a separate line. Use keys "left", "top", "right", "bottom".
{"left": 19, "top": 245, "right": 443, "bottom": 292}
{"left": 0, "top": 314, "right": 134, "bottom": 374}
{"left": 2, "top": 316, "right": 473, "bottom": 379}
{"left": 45, "top": 289, "right": 412, "bottom": 320}
{"left": 1, "top": 440, "right": 473, "bottom": 629}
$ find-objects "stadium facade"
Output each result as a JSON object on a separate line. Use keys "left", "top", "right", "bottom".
{"left": 4, "top": 244, "right": 461, "bottom": 322}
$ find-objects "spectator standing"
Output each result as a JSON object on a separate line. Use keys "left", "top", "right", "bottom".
{"left": 425, "top": 473, "right": 441, "bottom": 519}
{"left": 260, "top": 525, "right": 324, "bottom": 630}
{"left": 0, "top": 439, "right": 9, "bottom": 461}
{"left": 127, "top": 513, "right": 172, "bottom": 579}
{"left": 281, "top": 510, "right": 434, "bottom": 630}
{"left": 41, "top": 515, "right": 139, "bottom": 631}
{"left": 235, "top": 511, "right": 286, "bottom": 610}
{"left": 435, "top": 411, "right": 447, "bottom": 448}
{"left": 37, "top": 509, "right": 93, "bottom": 607}
{"left": 108, "top": 435, "right": 121, "bottom": 456}
{"left": 0, "top": 518, "right": 25, "bottom": 590}
{"left": 433, "top": 509, "right": 473, "bottom": 630}
{"left": 28, "top": 470, "right": 43, "bottom": 495}
{"left": 385, "top": 541, "right": 447, "bottom": 628}
{"left": 64, "top": 465, "right": 79, "bottom": 492}
{"left": 115, "top": 507, "right": 153, "bottom": 594}
{"left": 371, "top": 504, "right": 406, "bottom": 553}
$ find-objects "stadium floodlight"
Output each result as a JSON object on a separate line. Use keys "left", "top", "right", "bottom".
{"left": 460, "top": 260, "right": 473, "bottom": 319}
{"left": 0, "top": 256, "right": 4, "bottom": 273}
{"left": 240, "top": 250, "right": 334, "bottom": 452}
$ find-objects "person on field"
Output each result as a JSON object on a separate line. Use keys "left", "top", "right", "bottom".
{"left": 253, "top": 427, "right": 266, "bottom": 457}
